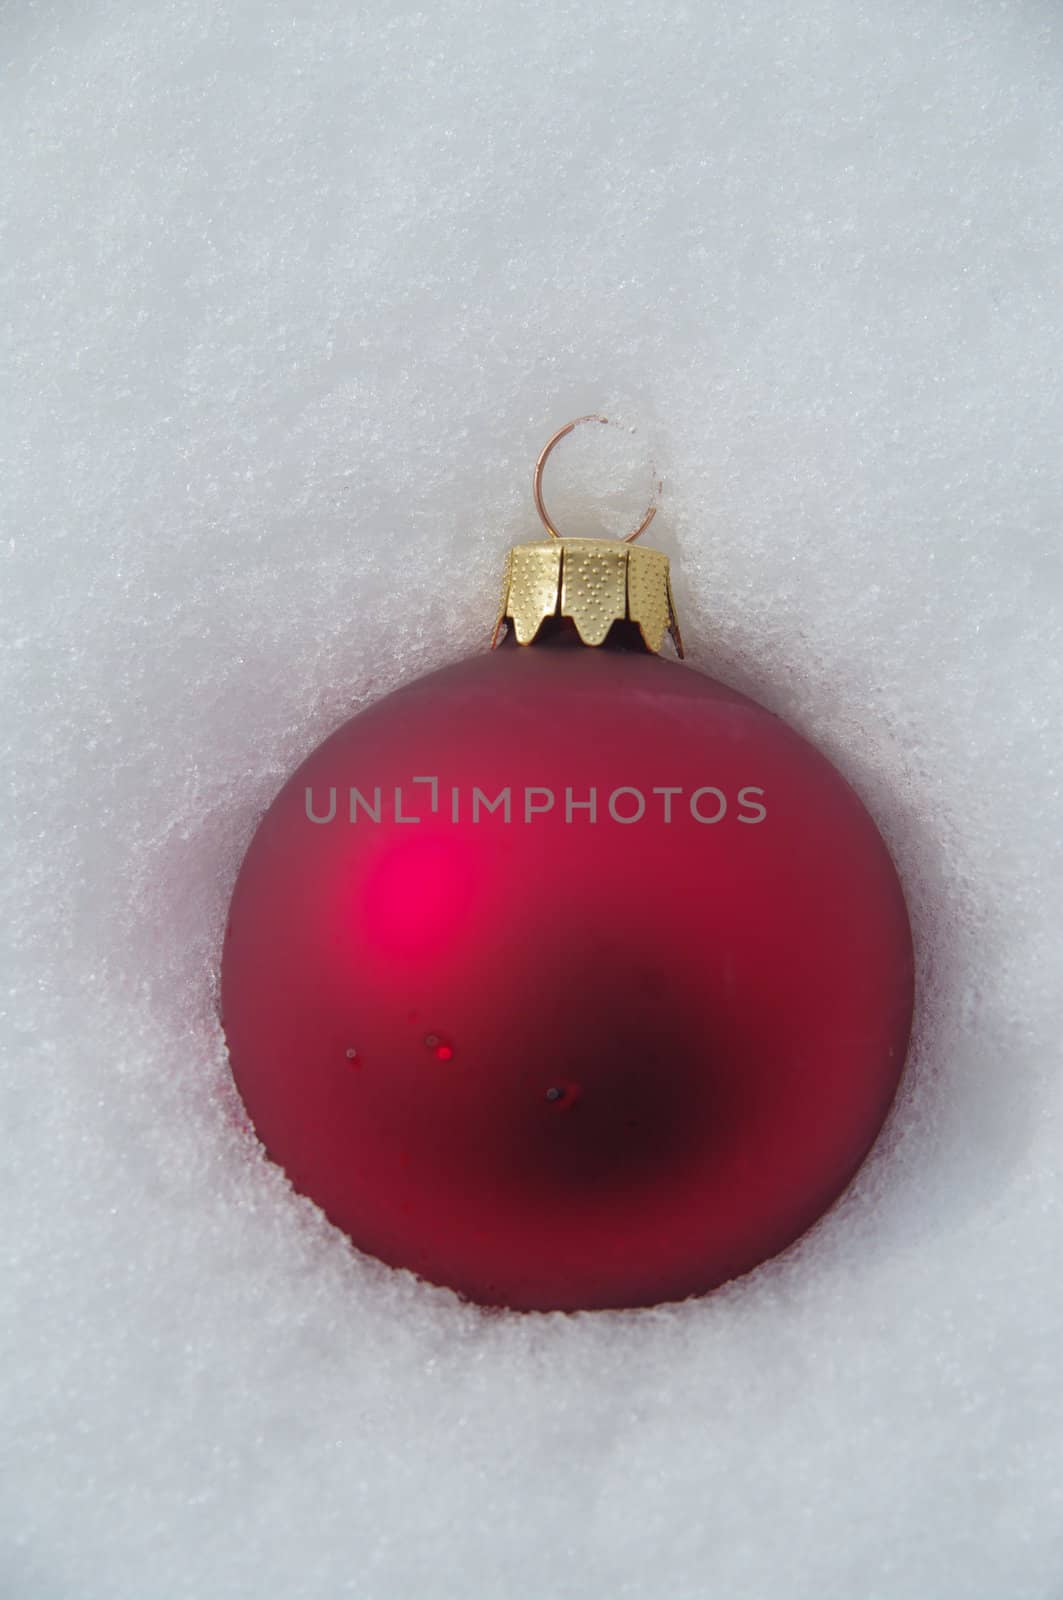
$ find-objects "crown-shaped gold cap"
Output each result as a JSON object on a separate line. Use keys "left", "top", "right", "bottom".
{"left": 491, "top": 536, "right": 683, "bottom": 657}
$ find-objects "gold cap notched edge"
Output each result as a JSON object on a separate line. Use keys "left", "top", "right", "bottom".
{"left": 491, "top": 537, "right": 684, "bottom": 658}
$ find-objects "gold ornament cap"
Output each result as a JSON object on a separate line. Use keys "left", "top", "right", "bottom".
{"left": 491, "top": 417, "right": 684, "bottom": 658}
{"left": 492, "top": 537, "right": 683, "bottom": 655}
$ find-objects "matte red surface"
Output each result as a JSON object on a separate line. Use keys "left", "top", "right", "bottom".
{"left": 221, "top": 640, "right": 914, "bottom": 1312}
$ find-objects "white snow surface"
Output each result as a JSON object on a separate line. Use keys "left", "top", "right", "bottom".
{"left": 2, "top": 1, "right": 1063, "bottom": 1596}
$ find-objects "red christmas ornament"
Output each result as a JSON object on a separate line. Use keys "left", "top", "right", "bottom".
{"left": 221, "top": 418, "right": 914, "bottom": 1312}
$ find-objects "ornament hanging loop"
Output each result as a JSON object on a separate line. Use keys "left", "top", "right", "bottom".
{"left": 533, "top": 415, "right": 660, "bottom": 543}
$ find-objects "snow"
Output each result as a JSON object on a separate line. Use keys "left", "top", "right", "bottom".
{"left": 2, "top": 0, "right": 1062, "bottom": 1595}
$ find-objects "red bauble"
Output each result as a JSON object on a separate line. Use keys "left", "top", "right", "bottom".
{"left": 221, "top": 635, "right": 913, "bottom": 1312}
